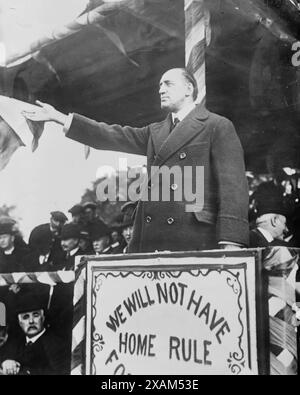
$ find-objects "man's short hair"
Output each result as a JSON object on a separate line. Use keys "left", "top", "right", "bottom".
{"left": 256, "top": 213, "right": 285, "bottom": 226}
{"left": 180, "top": 68, "right": 199, "bottom": 101}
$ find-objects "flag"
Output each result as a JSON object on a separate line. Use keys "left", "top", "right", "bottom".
{"left": 185, "top": 0, "right": 211, "bottom": 105}
{"left": 0, "top": 96, "right": 46, "bottom": 171}
{"left": 0, "top": 116, "right": 24, "bottom": 171}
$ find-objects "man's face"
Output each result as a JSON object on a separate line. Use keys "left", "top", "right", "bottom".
{"left": 122, "top": 226, "right": 133, "bottom": 245}
{"left": 159, "top": 69, "right": 192, "bottom": 113}
{"left": 61, "top": 238, "right": 79, "bottom": 252}
{"left": 18, "top": 310, "right": 45, "bottom": 338}
{"left": 79, "top": 238, "right": 89, "bottom": 251}
{"left": 50, "top": 218, "right": 64, "bottom": 233}
{"left": 93, "top": 236, "right": 110, "bottom": 253}
{"left": 84, "top": 208, "right": 95, "bottom": 223}
{"left": 111, "top": 231, "right": 119, "bottom": 243}
{"left": 72, "top": 214, "right": 82, "bottom": 225}
{"left": 0, "top": 234, "right": 14, "bottom": 251}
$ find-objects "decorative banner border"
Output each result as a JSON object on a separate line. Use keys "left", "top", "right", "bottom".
{"left": 83, "top": 251, "right": 259, "bottom": 375}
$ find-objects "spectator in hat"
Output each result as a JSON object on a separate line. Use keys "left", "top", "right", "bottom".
{"left": 78, "top": 228, "right": 94, "bottom": 255}
{"left": 82, "top": 202, "right": 108, "bottom": 237}
{"left": 82, "top": 202, "right": 97, "bottom": 224}
{"left": 0, "top": 290, "right": 68, "bottom": 375}
{"left": 90, "top": 222, "right": 113, "bottom": 255}
{"left": 0, "top": 223, "right": 32, "bottom": 273}
{"left": 250, "top": 197, "right": 289, "bottom": 248}
{"left": 68, "top": 204, "right": 84, "bottom": 226}
{"left": 0, "top": 216, "right": 28, "bottom": 250}
{"left": 120, "top": 202, "right": 136, "bottom": 253}
{"left": 58, "top": 223, "right": 84, "bottom": 271}
{"left": 29, "top": 212, "right": 67, "bottom": 264}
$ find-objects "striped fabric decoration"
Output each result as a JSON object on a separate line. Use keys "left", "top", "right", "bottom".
{"left": 264, "top": 247, "right": 299, "bottom": 375}
{"left": 71, "top": 263, "right": 87, "bottom": 375}
{"left": 185, "top": 0, "right": 211, "bottom": 105}
{"left": 0, "top": 271, "right": 74, "bottom": 286}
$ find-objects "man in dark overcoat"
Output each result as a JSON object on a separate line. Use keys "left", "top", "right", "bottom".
{"left": 23, "top": 68, "right": 249, "bottom": 252}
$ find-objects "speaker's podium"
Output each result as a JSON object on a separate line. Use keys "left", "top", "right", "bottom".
{"left": 70, "top": 247, "right": 300, "bottom": 375}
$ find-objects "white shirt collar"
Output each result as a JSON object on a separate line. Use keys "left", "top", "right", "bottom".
{"left": 257, "top": 227, "right": 274, "bottom": 243}
{"left": 172, "top": 103, "right": 196, "bottom": 123}
{"left": 69, "top": 247, "right": 80, "bottom": 257}
{"left": 26, "top": 328, "right": 46, "bottom": 344}
{"left": 4, "top": 246, "right": 15, "bottom": 255}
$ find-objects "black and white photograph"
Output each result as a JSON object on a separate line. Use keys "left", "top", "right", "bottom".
{"left": 0, "top": 0, "right": 300, "bottom": 377}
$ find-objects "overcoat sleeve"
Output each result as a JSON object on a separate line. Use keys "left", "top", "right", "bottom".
{"left": 65, "top": 113, "right": 150, "bottom": 156}
{"left": 211, "top": 117, "right": 249, "bottom": 246}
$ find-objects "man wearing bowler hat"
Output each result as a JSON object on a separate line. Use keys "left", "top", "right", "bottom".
{"left": 58, "top": 223, "right": 84, "bottom": 271}
{"left": 250, "top": 198, "right": 289, "bottom": 248}
{"left": 90, "top": 221, "right": 114, "bottom": 255}
{"left": 0, "top": 290, "right": 68, "bottom": 375}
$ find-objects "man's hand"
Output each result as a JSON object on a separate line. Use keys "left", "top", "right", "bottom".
{"left": 22, "top": 100, "right": 67, "bottom": 125}
{"left": 1, "top": 360, "right": 21, "bottom": 375}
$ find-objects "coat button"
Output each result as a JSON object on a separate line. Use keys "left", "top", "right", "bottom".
{"left": 179, "top": 152, "right": 186, "bottom": 160}
{"left": 146, "top": 216, "right": 152, "bottom": 223}
{"left": 171, "top": 183, "right": 178, "bottom": 191}
{"left": 167, "top": 217, "right": 175, "bottom": 225}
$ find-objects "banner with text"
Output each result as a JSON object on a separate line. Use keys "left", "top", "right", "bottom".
{"left": 85, "top": 253, "right": 259, "bottom": 375}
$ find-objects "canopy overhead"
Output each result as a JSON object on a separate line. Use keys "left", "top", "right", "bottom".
{"left": 1, "top": 0, "right": 300, "bottom": 173}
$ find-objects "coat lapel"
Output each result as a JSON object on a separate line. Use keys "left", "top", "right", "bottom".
{"left": 150, "top": 115, "right": 172, "bottom": 156}
{"left": 150, "top": 105, "right": 209, "bottom": 167}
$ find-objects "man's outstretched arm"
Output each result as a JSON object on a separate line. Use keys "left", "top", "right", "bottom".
{"left": 23, "top": 101, "right": 150, "bottom": 156}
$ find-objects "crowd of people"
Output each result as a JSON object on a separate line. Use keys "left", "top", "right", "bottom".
{"left": 0, "top": 189, "right": 299, "bottom": 375}
{"left": 0, "top": 200, "right": 136, "bottom": 274}
{"left": 0, "top": 200, "right": 135, "bottom": 375}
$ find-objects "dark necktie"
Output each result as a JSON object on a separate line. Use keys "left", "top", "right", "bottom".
{"left": 171, "top": 117, "right": 180, "bottom": 132}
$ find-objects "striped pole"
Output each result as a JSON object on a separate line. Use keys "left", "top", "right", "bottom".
{"left": 71, "top": 262, "right": 87, "bottom": 375}
{"left": 185, "top": 0, "right": 211, "bottom": 105}
{"left": 264, "top": 247, "right": 299, "bottom": 375}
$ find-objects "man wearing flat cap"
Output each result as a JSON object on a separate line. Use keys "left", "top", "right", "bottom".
{"left": 29, "top": 211, "right": 68, "bottom": 267}
{"left": 0, "top": 290, "right": 68, "bottom": 375}
{"left": 68, "top": 204, "right": 84, "bottom": 226}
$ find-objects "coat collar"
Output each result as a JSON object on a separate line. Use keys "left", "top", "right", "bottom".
{"left": 150, "top": 105, "right": 209, "bottom": 167}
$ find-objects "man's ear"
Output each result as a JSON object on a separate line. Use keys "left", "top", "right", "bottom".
{"left": 185, "top": 82, "right": 194, "bottom": 98}
{"left": 271, "top": 215, "right": 278, "bottom": 228}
